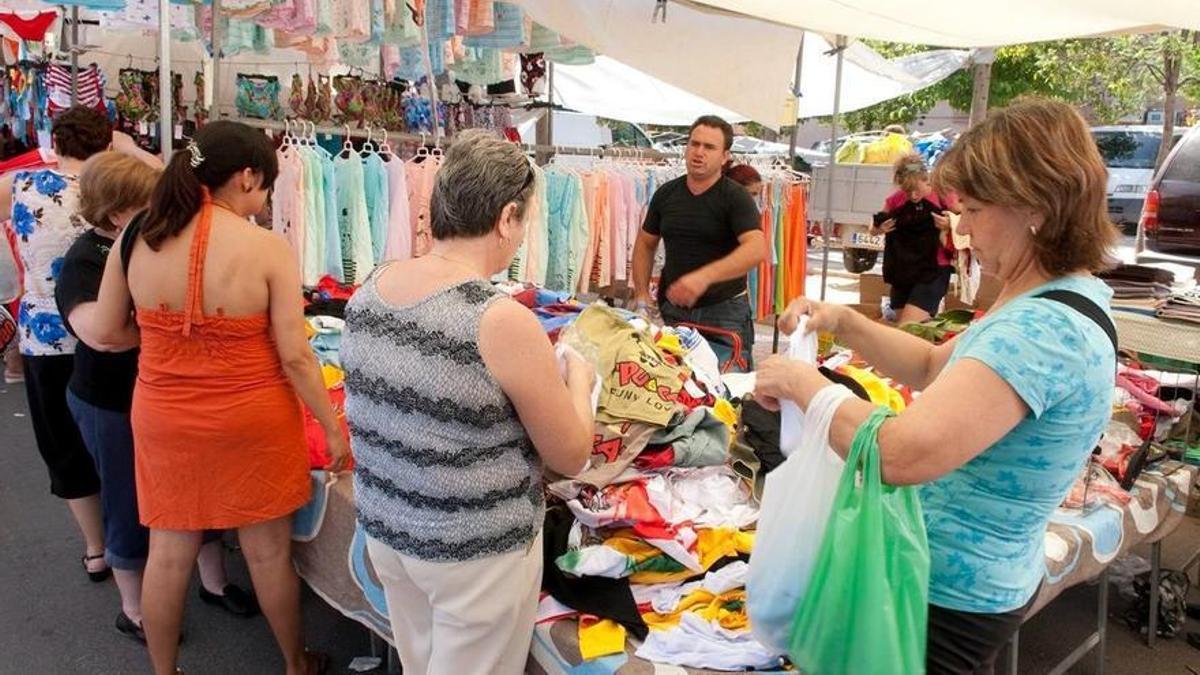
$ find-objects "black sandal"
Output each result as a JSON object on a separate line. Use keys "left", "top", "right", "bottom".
{"left": 82, "top": 553, "right": 111, "bottom": 583}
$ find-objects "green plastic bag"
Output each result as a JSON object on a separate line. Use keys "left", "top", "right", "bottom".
{"left": 788, "top": 407, "right": 930, "bottom": 674}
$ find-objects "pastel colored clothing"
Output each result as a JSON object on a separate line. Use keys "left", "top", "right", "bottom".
{"left": 335, "top": 151, "right": 375, "bottom": 283}
{"left": 132, "top": 197, "right": 310, "bottom": 530}
{"left": 9, "top": 169, "right": 84, "bottom": 356}
{"left": 363, "top": 152, "right": 391, "bottom": 264}
{"left": 920, "top": 275, "right": 1116, "bottom": 613}
{"left": 383, "top": 156, "right": 413, "bottom": 261}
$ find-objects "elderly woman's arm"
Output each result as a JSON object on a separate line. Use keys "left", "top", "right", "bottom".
{"left": 756, "top": 355, "right": 1028, "bottom": 486}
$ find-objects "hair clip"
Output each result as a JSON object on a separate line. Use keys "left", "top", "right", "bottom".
{"left": 187, "top": 140, "right": 205, "bottom": 168}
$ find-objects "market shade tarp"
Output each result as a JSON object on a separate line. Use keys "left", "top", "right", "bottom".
{"left": 514, "top": 0, "right": 968, "bottom": 127}
{"left": 550, "top": 50, "right": 967, "bottom": 127}
{"left": 681, "top": 0, "right": 1200, "bottom": 47}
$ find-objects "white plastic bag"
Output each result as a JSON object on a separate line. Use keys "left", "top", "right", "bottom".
{"left": 747, "top": 365, "right": 853, "bottom": 652}
{"left": 778, "top": 318, "right": 818, "bottom": 457}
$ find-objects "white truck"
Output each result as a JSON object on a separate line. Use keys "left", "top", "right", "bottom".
{"left": 808, "top": 163, "right": 896, "bottom": 273}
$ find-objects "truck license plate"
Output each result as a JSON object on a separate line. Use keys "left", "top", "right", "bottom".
{"left": 849, "top": 232, "right": 885, "bottom": 249}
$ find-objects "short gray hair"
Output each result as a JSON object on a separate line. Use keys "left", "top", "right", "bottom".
{"left": 431, "top": 129, "right": 533, "bottom": 240}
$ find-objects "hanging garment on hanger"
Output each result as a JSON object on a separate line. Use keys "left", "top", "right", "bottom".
{"left": 362, "top": 150, "right": 391, "bottom": 264}
{"left": 405, "top": 153, "right": 441, "bottom": 257}
{"left": 463, "top": 2, "right": 524, "bottom": 48}
{"left": 783, "top": 182, "right": 807, "bottom": 304}
{"left": 273, "top": 145, "right": 308, "bottom": 277}
{"left": 316, "top": 145, "right": 344, "bottom": 281}
{"left": 335, "top": 150, "right": 374, "bottom": 283}
{"left": 45, "top": 64, "right": 105, "bottom": 117}
{"left": 299, "top": 146, "right": 327, "bottom": 286}
{"left": 0, "top": 11, "right": 58, "bottom": 42}
{"left": 383, "top": 155, "right": 412, "bottom": 261}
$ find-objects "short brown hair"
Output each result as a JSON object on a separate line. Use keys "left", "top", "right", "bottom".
{"left": 79, "top": 152, "right": 161, "bottom": 232}
{"left": 933, "top": 97, "right": 1117, "bottom": 275}
{"left": 892, "top": 152, "right": 928, "bottom": 193}
{"left": 689, "top": 115, "right": 734, "bottom": 151}
{"left": 51, "top": 106, "right": 112, "bottom": 161}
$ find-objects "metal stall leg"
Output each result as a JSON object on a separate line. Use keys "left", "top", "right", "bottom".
{"left": 1006, "top": 628, "right": 1019, "bottom": 675}
{"left": 1098, "top": 567, "right": 1109, "bottom": 675}
{"left": 1148, "top": 539, "right": 1161, "bottom": 648}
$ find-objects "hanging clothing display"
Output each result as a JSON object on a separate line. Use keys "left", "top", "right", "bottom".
{"left": 0, "top": 11, "right": 58, "bottom": 42}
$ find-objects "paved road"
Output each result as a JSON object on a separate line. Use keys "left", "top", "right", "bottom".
{"left": 0, "top": 382, "right": 374, "bottom": 675}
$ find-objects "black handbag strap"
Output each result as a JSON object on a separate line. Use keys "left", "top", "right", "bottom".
{"left": 1034, "top": 289, "right": 1118, "bottom": 358}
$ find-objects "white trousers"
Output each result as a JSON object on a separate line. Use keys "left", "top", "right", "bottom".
{"left": 366, "top": 531, "right": 543, "bottom": 675}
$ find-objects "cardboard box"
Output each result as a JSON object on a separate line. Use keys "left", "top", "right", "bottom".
{"left": 859, "top": 273, "right": 887, "bottom": 306}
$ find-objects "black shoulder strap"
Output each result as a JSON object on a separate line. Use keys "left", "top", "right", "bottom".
{"left": 1035, "top": 289, "right": 1118, "bottom": 357}
{"left": 119, "top": 210, "right": 147, "bottom": 273}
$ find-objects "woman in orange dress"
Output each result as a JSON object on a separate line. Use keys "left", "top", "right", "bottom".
{"left": 93, "top": 121, "right": 348, "bottom": 675}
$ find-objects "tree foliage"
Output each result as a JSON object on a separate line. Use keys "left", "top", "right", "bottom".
{"left": 830, "top": 35, "right": 1200, "bottom": 135}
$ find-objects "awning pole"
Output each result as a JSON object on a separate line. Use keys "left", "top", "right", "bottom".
{"left": 819, "top": 35, "right": 846, "bottom": 302}
{"left": 69, "top": 7, "right": 79, "bottom": 105}
{"left": 418, "top": 6, "right": 442, "bottom": 145}
{"left": 211, "top": 0, "right": 223, "bottom": 118}
{"left": 158, "top": 0, "right": 172, "bottom": 162}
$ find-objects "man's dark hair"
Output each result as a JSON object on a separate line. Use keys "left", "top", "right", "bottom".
{"left": 51, "top": 106, "right": 112, "bottom": 160}
{"left": 689, "top": 115, "right": 734, "bottom": 151}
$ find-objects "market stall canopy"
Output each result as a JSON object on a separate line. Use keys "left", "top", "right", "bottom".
{"left": 679, "top": 0, "right": 1200, "bottom": 47}
{"left": 513, "top": 0, "right": 968, "bottom": 128}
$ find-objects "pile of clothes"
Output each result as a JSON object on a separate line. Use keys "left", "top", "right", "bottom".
{"left": 1099, "top": 264, "right": 1175, "bottom": 314}
{"left": 301, "top": 275, "right": 356, "bottom": 469}
{"left": 531, "top": 302, "right": 782, "bottom": 670}
{"left": 528, "top": 301, "right": 915, "bottom": 669}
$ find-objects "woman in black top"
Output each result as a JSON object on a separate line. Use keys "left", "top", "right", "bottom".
{"left": 56, "top": 152, "right": 256, "bottom": 644}
{"left": 872, "top": 152, "right": 958, "bottom": 324}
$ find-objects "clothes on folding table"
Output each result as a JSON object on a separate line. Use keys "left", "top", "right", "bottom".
{"left": 648, "top": 408, "right": 729, "bottom": 467}
{"left": 556, "top": 527, "right": 754, "bottom": 584}
{"left": 635, "top": 612, "right": 784, "bottom": 671}
{"left": 566, "top": 420, "right": 655, "bottom": 488}
{"left": 560, "top": 304, "right": 690, "bottom": 427}
{"left": 541, "top": 506, "right": 649, "bottom": 639}
{"left": 578, "top": 616, "right": 626, "bottom": 660}
{"left": 836, "top": 364, "right": 907, "bottom": 412}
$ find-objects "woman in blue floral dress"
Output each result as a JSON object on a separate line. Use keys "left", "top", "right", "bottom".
{"left": 0, "top": 106, "right": 115, "bottom": 582}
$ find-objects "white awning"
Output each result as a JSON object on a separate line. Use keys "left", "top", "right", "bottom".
{"left": 679, "top": 0, "right": 1200, "bottom": 47}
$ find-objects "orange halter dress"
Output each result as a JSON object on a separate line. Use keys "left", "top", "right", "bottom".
{"left": 131, "top": 196, "right": 310, "bottom": 530}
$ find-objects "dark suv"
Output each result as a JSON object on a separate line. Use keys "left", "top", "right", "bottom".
{"left": 1139, "top": 125, "right": 1200, "bottom": 263}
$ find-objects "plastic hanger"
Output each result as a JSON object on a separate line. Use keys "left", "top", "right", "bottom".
{"left": 339, "top": 124, "right": 355, "bottom": 158}
{"left": 362, "top": 126, "right": 377, "bottom": 155}
{"left": 379, "top": 128, "right": 394, "bottom": 161}
{"left": 280, "top": 118, "right": 293, "bottom": 148}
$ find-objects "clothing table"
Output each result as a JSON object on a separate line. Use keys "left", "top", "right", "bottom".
{"left": 1005, "top": 464, "right": 1195, "bottom": 675}
{"left": 289, "top": 464, "right": 1193, "bottom": 675}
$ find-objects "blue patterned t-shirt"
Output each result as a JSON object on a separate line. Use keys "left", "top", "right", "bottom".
{"left": 920, "top": 275, "right": 1115, "bottom": 613}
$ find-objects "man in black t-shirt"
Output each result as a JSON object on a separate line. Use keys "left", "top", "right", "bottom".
{"left": 632, "top": 115, "right": 765, "bottom": 371}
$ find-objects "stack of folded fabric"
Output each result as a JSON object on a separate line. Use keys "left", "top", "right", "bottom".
{"left": 1158, "top": 288, "right": 1200, "bottom": 324}
{"left": 1099, "top": 264, "right": 1175, "bottom": 313}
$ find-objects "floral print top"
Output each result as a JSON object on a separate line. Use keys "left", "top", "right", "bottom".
{"left": 9, "top": 169, "right": 84, "bottom": 356}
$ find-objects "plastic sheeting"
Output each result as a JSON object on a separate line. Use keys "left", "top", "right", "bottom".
{"left": 681, "top": 0, "right": 1200, "bottom": 47}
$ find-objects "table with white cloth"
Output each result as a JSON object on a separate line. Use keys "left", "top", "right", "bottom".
{"left": 289, "top": 461, "right": 1193, "bottom": 674}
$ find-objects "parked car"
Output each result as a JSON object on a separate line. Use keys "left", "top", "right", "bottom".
{"left": 1093, "top": 125, "right": 1185, "bottom": 233}
{"left": 1137, "top": 125, "right": 1200, "bottom": 265}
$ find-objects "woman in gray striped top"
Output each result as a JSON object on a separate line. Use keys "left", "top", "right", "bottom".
{"left": 341, "top": 129, "right": 595, "bottom": 675}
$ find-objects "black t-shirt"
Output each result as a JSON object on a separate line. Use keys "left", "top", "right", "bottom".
{"left": 642, "top": 176, "right": 761, "bottom": 307}
{"left": 55, "top": 229, "right": 139, "bottom": 412}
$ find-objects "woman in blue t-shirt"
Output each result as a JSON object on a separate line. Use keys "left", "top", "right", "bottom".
{"left": 756, "top": 98, "right": 1119, "bottom": 673}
